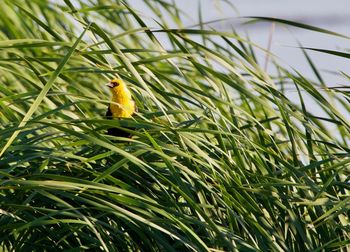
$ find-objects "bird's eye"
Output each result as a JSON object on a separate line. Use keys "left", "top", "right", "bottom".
{"left": 111, "top": 81, "right": 119, "bottom": 87}
{"left": 106, "top": 79, "right": 121, "bottom": 88}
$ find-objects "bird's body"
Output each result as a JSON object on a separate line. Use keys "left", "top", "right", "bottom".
{"left": 106, "top": 79, "right": 136, "bottom": 137}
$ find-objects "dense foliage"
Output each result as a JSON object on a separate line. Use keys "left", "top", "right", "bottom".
{"left": 0, "top": 0, "right": 349, "bottom": 251}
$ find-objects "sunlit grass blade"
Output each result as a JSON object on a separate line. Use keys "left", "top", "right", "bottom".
{"left": 0, "top": 23, "right": 91, "bottom": 158}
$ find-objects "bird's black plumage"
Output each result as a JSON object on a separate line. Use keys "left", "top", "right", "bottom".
{"left": 106, "top": 106, "right": 133, "bottom": 137}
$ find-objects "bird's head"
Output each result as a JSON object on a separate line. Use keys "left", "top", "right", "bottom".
{"left": 107, "top": 79, "right": 123, "bottom": 88}
{"left": 106, "top": 78, "right": 133, "bottom": 100}
{"left": 106, "top": 79, "right": 125, "bottom": 94}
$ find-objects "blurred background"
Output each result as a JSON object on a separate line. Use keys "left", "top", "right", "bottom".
{"left": 127, "top": 0, "right": 350, "bottom": 126}
{"left": 132, "top": 0, "right": 350, "bottom": 85}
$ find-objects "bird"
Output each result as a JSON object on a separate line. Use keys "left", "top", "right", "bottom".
{"left": 105, "top": 79, "right": 137, "bottom": 137}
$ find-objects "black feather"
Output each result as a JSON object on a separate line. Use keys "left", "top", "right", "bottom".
{"left": 106, "top": 105, "right": 113, "bottom": 118}
{"left": 106, "top": 106, "right": 134, "bottom": 137}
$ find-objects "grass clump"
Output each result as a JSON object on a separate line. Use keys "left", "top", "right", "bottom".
{"left": 0, "top": 0, "right": 349, "bottom": 251}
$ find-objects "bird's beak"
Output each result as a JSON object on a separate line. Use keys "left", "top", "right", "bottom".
{"left": 106, "top": 82, "right": 114, "bottom": 88}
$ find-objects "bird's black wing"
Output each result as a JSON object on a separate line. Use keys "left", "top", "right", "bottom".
{"left": 106, "top": 105, "right": 133, "bottom": 137}
{"left": 106, "top": 105, "right": 113, "bottom": 118}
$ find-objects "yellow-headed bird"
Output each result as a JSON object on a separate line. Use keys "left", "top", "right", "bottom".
{"left": 106, "top": 79, "right": 137, "bottom": 137}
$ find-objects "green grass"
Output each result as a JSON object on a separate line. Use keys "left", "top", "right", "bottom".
{"left": 0, "top": 0, "right": 349, "bottom": 251}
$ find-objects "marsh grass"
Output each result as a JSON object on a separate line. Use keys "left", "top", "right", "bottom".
{"left": 0, "top": 0, "right": 349, "bottom": 251}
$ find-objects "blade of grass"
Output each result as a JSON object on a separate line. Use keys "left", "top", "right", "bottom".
{"left": 0, "top": 23, "right": 91, "bottom": 158}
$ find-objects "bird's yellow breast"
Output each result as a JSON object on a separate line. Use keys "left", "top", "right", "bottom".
{"left": 109, "top": 83, "right": 136, "bottom": 118}
{"left": 110, "top": 99, "right": 135, "bottom": 118}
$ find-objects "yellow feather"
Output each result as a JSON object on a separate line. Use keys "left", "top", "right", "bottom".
{"left": 109, "top": 79, "right": 136, "bottom": 118}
